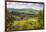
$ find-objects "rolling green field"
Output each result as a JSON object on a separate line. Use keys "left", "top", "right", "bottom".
{"left": 7, "top": 16, "right": 44, "bottom": 31}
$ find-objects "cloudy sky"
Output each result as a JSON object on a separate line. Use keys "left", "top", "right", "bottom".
{"left": 7, "top": 2, "right": 43, "bottom": 10}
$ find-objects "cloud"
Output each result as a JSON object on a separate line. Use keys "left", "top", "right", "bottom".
{"left": 7, "top": 2, "right": 43, "bottom": 10}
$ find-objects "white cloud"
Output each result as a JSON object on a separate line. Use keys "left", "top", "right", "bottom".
{"left": 7, "top": 2, "right": 43, "bottom": 10}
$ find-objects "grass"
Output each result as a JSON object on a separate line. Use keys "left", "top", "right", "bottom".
{"left": 10, "top": 17, "right": 43, "bottom": 30}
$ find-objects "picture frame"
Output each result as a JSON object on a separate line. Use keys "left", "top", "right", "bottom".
{"left": 5, "top": 0, "right": 44, "bottom": 32}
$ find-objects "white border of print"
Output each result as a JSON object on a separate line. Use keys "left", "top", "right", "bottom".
{"left": 0, "top": 0, "right": 46, "bottom": 32}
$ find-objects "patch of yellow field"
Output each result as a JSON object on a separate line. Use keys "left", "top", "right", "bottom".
{"left": 13, "top": 18, "right": 38, "bottom": 27}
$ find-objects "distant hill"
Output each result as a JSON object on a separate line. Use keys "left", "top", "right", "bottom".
{"left": 7, "top": 8, "right": 39, "bottom": 16}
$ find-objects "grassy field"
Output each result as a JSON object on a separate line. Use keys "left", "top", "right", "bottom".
{"left": 7, "top": 17, "right": 43, "bottom": 31}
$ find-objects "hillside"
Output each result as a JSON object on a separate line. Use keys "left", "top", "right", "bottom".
{"left": 7, "top": 8, "right": 39, "bottom": 16}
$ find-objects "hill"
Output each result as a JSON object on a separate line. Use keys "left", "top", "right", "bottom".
{"left": 7, "top": 8, "right": 39, "bottom": 16}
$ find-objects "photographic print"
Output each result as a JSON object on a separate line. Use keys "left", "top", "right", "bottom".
{"left": 6, "top": 1, "right": 44, "bottom": 31}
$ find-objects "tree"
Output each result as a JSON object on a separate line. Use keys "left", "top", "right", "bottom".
{"left": 6, "top": 11, "right": 16, "bottom": 31}
{"left": 37, "top": 10, "right": 44, "bottom": 29}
